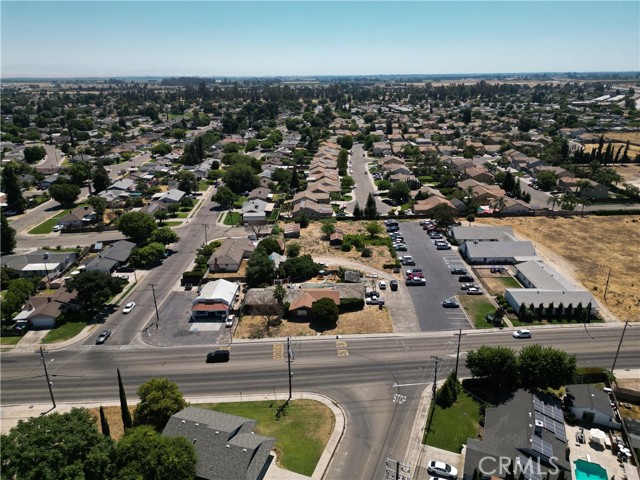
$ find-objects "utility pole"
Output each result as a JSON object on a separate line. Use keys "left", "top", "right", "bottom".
{"left": 150, "top": 284, "right": 160, "bottom": 328}
{"left": 430, "top": 355, "right": 441, "bottom": 399}
{"left": 454, "top": 330, "right": 465, "bottom": 379}
{"left": 287, "top": 337, "right": 293, "bottom": 401}
{"left": 39, "top": 347, "right": 56, "bottom": 409}
{"left": 603, "top": 268, "right": 612, "bottom": 303}
{"left": 611, "top": 320, "right": 630, "bottom": 373}
{"left": 43, "top": 252, "right": 50, "bottom": 289}
{"left": 202, "top": 224, "right": 209, "bottom": 245}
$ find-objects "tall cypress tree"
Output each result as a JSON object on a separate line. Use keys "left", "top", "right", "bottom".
{"left": 117, "top": 367, "right": 132, "bottom": 429}
{"left": 1, "top": 162, "right": 26, "bottom": 214}
{"left": 290, "top": 166, "right": 299, "bottom": 191}
{"left": 99, "top": 405, "right": 111, "bottom": 437}
{"left": 364, "top": 193, "right": 378, "bottom": 219}
{"left": 1, "top": 214, "right": 17, "bottom": 254}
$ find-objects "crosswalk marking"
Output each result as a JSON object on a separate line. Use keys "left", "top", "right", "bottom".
{"left": 336, "top": 340, "right": 348, "bottom": 357}
{"left": 273, "top": 343, "right": 284, "bottom": 360}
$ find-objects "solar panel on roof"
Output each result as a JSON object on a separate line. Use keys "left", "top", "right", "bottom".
{"left": 518, "top": 455, "right": 543, "bottom": 480}
{"left": 531, "top": 436, "right": 553, "bottom": 458}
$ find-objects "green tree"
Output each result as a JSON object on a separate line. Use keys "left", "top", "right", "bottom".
{"left": 86, "top": 195, "right": 107, "bottom": 220}
{"left": 100, "top": 405, "right": 111, "bottom": 437}
{"left": 65, "top": 270, "right": 127, "bottom": 311}
{"left": 129, "top": 242, "right": 166, "bottom": 267}
{"left": 177, "top": 170, "right": 197, "bottom": 195}
{"left": 150, "top": 227, "right": 179, "bottom": 245}
{"left": 560, "top": 192, "right": 578, "bottom": 211}
{"left": 465, "top": 345, "right": 519, "bottom": 388}
{"left": 290, "top": 166, "right": 300, "bottom": 191}
{"left": 536, "top": 171, "right": 557, "bottom": 191}
{"left": 501, "top": 171, "right": 516, "bottom": 193}
{"left": 389, "top": 181, "right": 411, "bottom": 205}
{"left": 1, "top": 162, "right": 26, "bottom": 213}
{"left": 353, "top": 202, "right": 362, "bottom": 218}
{"left": 118, "top": 367, "right": 133, "bottom": 430}
{"left": 246, "top": 251, "right": 276, "bottom": 288}
{"left": 49, "top": 183, "right": 81, "bottom": 207}
{"left": 66, "top": 161, "right": 93, "bottom": 187}
{"left": 311, "top": 297, "right": 339, "bottom": 328}
{"left": 321, "top": 219, "right": 336, "bottom": 239}
{"left": 431, "top": 203, "right": 456, "bottom": 227}
{"left": 286, "top": 242, "right": 301, "bottom": 257}
{"left": 255, "top": 236, "right": 282, "bottom": 256}
{"left": 23, "top": 145, "right": 47, "bottom": 163}
{"left": 222, "top": 163, "right": 259, "bottom": 194}
{"left": 116, "top": 425, "right": 196, "bottom": 480}
{"left": 518, "top": 345, "right": 576, "bottom": 389}
{"left": 294, "top": 212, "right": 310, "bottom": 228}
{"left": 1, "top": 214, "right": 17, "bottom": 254}
{"left": 1, "top": 408, "right": 115, "bottom": 480}
{"left": 117, "top": 211, "right": 158, "bottom": 245}
{"left": 212, "top": 185, "right": 237, "bottom": 209}
{"left": 92, "top": 164, "right": 111, "bottom": 193}
{"left": 364, "top": 192, "right": 378, "bottom": 219}
{"left": 151, "top": 142, "right": 172, "bottom": 156}
{"left": 366, "top": 222, "right": 383, "bottom": 237}
{"left": 133, "top": 377, "right": 188, "bottom": 432}
{"left": 282, "top": 254, "right": 318, "bottom": 282}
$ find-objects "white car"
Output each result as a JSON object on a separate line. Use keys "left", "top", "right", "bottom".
{"left": 427, "top": 461, "right": 458, "bottom": 480}
{"left": 52, "top": 224, "right": 64, "bottom": 232}
{"left": 225, "top": 314, "right": 235, "bottom": 328}
{"left": 513, "top": 329, "right": 532, "bottom": 339}
{"left": 379, "top": 280, "right": 386, "bottom": 290}
{"left": 123, "top": 302, "right": 136, "bottom": 314}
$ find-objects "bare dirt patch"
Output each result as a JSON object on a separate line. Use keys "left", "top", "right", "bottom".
{"left": 289, "top": 221, "right": 397, "bottom": 272}
{"left": 478, "top": 216, "right": 640, "bottom": 321}
{"left": 612, "top": 164, "right": 640, "bottom": 188}
{"left": 236, "top": 307, "right": 393, "bottom": 339}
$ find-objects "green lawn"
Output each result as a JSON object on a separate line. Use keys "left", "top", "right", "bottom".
{"left": 511, "top": 316, "right": 604, "bottom": 327}
{"left": 41, "top": 322, "right": 87, "bottom": 343}
{"left": 234, "top": 196, "right": 248, "bottom": 208}
{"left": 458, "top": 295, "right": 497, "bottom": 329}
{"left": 496, "top": 277, "right": 521, "bottom": 289}
{"left": 163, "top": 221, "right": 182, "bottom": 227}
{"left": 224, "top": 211, "right": 242, "bottom": 226}
{"left": 28, "top": 209, "right": 72, "bottom": 234}
{"left": 198, "top": 180, "right": 209, "bottom": 191}
{"left": 200, "top": 400, "right": 334, "bottom": 476}
{"left": 0, "top": 336, "right": 23, "bottom": 346}
{"left": 175, "top": 212, "right": 189, "bottom": 218}
{"left": 423, "top": 391, "right": 481, "bottom": 452}
{"left": 269, "top": 208, "right": 280, "bottom": 221}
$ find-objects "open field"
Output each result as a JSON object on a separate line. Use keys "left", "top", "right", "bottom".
{"left": 584, "top": 143, "right": 640, "bottom": 160}
{"left": 236, "top": 307, "right": 393, "bottom": 339}
{"left": 479, "top": 216, "right": 640, "bottom": 321}
{"left": 612, "top": 163, "right": 640, "bottom": 188}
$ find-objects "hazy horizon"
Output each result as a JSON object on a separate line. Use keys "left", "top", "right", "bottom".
{"left": 2, "top": 1, "right": 639, "bottom": 78}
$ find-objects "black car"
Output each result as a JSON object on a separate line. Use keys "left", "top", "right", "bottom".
{"left": 458, "top": 275, "right": 474, "bottom": 282}
{"left": 386, "top": 226, "right": 399, "bottom": 233}
{"left": 206, "top": 350, "right": 230, "bottom": 363}
{"left": 442, "top": 298, "right": 460, "bottom": 308}
{"left": 390, "top": 280, "right": 398, "bottom": 291}
{"left": 451, "top": 267, "right": 467, "bottom": 275}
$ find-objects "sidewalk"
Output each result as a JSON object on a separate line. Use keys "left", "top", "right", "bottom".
{"left": 0, "top": 391, "right": 346, "bottom": 480}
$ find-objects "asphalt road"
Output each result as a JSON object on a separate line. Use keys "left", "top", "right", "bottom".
{"left": 348, "top": 143, "right": 391, "bottom": 215}
{"left": 398, "top": 222, "right": 474, "bottom": 331}
{"left": 2, "top": 326, "right": 637, "bottom": 480}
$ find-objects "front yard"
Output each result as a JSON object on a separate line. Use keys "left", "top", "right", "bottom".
{"left": 423, "top": 391, "right": 481, "bottom": 453}
{"left": 458, "top": 295, "right": 497, "bottom": 329}
{"left": 41, "top": 322, "right": 87, "bottom": 343}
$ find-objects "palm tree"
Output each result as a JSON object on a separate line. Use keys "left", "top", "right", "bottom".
{"left": 560, "top": 192, "right": 578, "bottom": 211}
{"left": 273, "top": 284, "right": 287, "bottom": 320}
{"left": 546, "top": 193, "right": 561, "bottom": 211}
{"left": 578, "top": 197, "right": 592, "bottom": 217}
{"left": 491, "top": 196, "right": 507, "bottom": 214}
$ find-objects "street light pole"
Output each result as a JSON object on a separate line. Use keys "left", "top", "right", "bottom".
{"left": 611, "top": 320, "right": 630, "bottom": 373}
{"left": 150, "top": 284, "right": 161, "bottom": 328}
{"left": 39, "top": 347, "right": 56, "bottom": 409}
{"left": 43, "top": 252, "right": 50, "bottom": 289}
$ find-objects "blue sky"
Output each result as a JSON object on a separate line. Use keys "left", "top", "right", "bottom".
{"left": 1, "top": 1, "right": 639, "bottom": 77}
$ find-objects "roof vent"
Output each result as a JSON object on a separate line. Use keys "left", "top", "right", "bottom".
{"left": 215, "top": 431, "right": 219, "bottom": 434}
{"left": 193, "top": 438, "right": 197, "bottom": 444}
{"left": 226, "top": 444, "right": 230, "bottom": 449}
{"left": 195, "top": 423, "right": 199, "bottom": 427}
{"left": 243, "top": 449, "right": 247, "bottom": 453}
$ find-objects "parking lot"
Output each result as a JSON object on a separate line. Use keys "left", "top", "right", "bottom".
{"left": 396, "top": 221, "right": 473, "bottom": 331}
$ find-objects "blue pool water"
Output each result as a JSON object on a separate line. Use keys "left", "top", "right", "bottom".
{"left": 574, "top": 459, "right": 608, "bottom": 480}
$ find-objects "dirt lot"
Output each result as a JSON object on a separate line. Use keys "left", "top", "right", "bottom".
{"left": 612, "top": 163, "right": 640, "bottom": 188}
{"left": 236, "top": 307, "right": 393, "bottom": 339}
{"left": 479, "top": 216, "right": 640, "bottom": 322}
{"left": 287, "top": 221, "right": 396, "bottom": 272}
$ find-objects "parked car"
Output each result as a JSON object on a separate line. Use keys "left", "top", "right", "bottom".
{"left": 406, "top": 268, "right": 423, "bottom": 275}
{"left": 460, "top": 283, "right": 476, "bottom": 290}
{"left": 390, "top": 280, "right": 398, "bottom": 291}
{"left": 184, "top": 283, "right": 193, "bottom": 291}
{"left": 513, "top": 329, "right": 532, "bottom": 339}
{"left": 392, "top": 266, "right": 400, "bottom": 273}
{"left": 225, "top": 314, "right": 235, "bottom": 328}
{"left": 442, "top": 298, "right": 460, "bottom": 308}
{"left": 429, "top": 232, "right": 443, "bottom": 239}
{"left": 450, "top": 267, "right": 467, "bottom": 275}
{"left": 95, "top": 330, "right": 112, "bottom": 344}
{"left": 394, "top": 244, "right": 408, "bottom": 251}
{"left": 406, "top": 277, "right": 426, "bottom": 286}
{"left": 436, "top": 243, "right": 452, "bottom": 250}
{"left": 467, "top": 287, "right": 482, "bottom": 295}
{"left": 490, "top": 267, "right": 506, "bottom": 273}
{"left": 427, "top": 461, "right": 458, "bottom": 480}
{"left": 386, "top": 225, "right": 399, "bottom": 233}
{"left": 122, "top": 302, "right": 136, "bottom": 314}
{"left": 206, "top": 350, "right": 230, "bottom": 363}
{"left": 401, "top": 256, "right": 416, "bottom": 266}
{"left": 366, "top": 296, "right": 385, "bottom": 305}
{"left": 458, "top": 275, "right": 474, "bottom": 282}
{"left": 379, "top": 280, "right": 387, "bottom": 290}
{"left": 52, "top": 224, "right": 64, "bottom": 232}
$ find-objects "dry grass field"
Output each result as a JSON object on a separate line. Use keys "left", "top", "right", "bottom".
{"left": 236, "top": 307, "right": 393, "bottom": 339}
{"left": 584, "top": 143, "right": 640, "bottom": 160}
{"left": 612, "top": 163, "right": 640, "bottom": 188}
{"left": 479, "top": 216, "right": 640, "bottom": 321}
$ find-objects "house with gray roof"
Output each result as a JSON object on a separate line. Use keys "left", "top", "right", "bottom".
{"left": 162, "top": 407, "right": 275, "bottom": 480}
{"left": 460, "top": 240, "right": 537, "bottom": 264}
{"left": 85, "top": 240, "right": 136, "bottom": 273}
{"left": 514, "top": 260, "right": 575, "bottom": 291}
{"left": 0, "top": 250, "right": 77, "bottom": 280}
{"left": 108, "top": 178, "right": 135, "bottom": 191}
{"left": 463, "top": 390, "right": 570, "bottom": 480}
{"left": 565, "top": 384, "right": 620, "bottom": 430}
{"left": 505, "top": 289, "right": 596, "bottom": 316}
{"left": 207, "top": 238, "right": 255, "bottom": 273}
{"left": 156, "top": 188, "right": 185, "bottom": 204}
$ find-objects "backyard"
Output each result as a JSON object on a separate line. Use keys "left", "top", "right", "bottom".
{"left": 423, "top": 391, "right": 481, "bottom": 453}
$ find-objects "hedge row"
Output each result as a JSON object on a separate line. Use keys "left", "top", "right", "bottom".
{"left": 339, "top": 297, "right": 364, "bottom": 313}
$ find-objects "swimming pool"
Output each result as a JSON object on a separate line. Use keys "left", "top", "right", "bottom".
{"left": 574, "top": 459, "right": 608, "bottom": 480}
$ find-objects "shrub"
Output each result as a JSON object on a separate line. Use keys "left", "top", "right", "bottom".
{"left": 340, "top": 242, "right": 352, "bottom": 252}
{"left": 574, "top": 367, "right": 611, "bottom": 384}
{"left": 361, "top": 247, "right": 372, "bottom": 258}
{"left": 338, "top": 297, "right": 364, "bottom": 312}
{"left": 506, "top": 307, "right": 513, "bottom": 314}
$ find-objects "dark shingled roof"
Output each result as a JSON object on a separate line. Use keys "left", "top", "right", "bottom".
{"left": 162, "top": 406, "right": 275, "bottom": 480}
{"left": 565, "top": 384, "right": 613, "bottom": 416}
